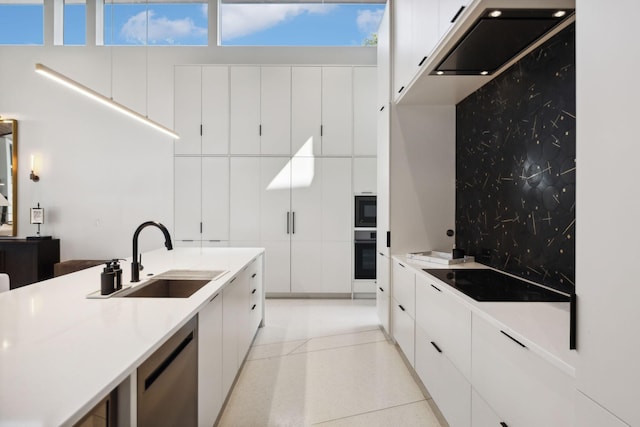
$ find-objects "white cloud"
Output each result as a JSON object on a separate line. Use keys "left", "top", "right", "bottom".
{"left": 220, "top": 4, "right": 335, "bottom": 41}
{"left": 120, "top": 10, "right": 207, "bottom": 45}
{"left": 357, "top": 9, "right": 383, "bottom": 35}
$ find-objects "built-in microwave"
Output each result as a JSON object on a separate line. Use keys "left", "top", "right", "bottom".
{"left": 354, "top": 195, "right": 376, "bottom": 228}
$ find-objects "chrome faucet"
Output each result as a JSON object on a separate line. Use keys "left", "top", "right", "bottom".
{"left": 131, "top": 221, "right": 173, "bottom": 282}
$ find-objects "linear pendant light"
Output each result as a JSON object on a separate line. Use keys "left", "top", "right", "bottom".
{"left": 35, "top": 63, "right": 180, "bottom": 139}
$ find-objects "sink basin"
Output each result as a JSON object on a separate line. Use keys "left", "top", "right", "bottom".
{"left": 116, "top": 269, "right": 228, "bottom": 298}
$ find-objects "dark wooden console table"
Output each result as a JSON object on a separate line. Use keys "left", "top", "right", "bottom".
{"left": 0, "top": 239, "right": 60, "bottom": 289}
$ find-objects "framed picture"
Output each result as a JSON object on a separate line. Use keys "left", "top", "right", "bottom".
{"left": 30, "top": 207, "right": 44, "bottom": 224}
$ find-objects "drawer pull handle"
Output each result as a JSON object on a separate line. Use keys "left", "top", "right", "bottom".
{"left": 251, "top": 273, "right": 257, "bottom": 278}
{"left": 230, "top": 277, "right": 236, "bottom": 283}
{"left": 430, "top": 284, "right": 442, "bottom": 292}
{"left": 398, "top": 263, "right": 405, "bottom": 268}
{"left": 209, "top": 293, "right": 220, "bottom": 303}
{"left": 418, "top": 56, "right": 427, "bottom": 67}
{"left": 500, "top": 330, "right": 527, "bottom": 348}
{"left": 430, "top": 341, "right": 442, "bottom": 353}
{"left": 251, "top": 304, "right": 257, "bottom": 310}
{"left": 252, "top": 288, "right": 257, "bottom": 294}
{"left": 500, "top": 423, "right": 509, "bottom": 427}
{"left": 379, "top": 287, "right": 384, "bottom": 292}
{"left": 398, "top": 304, "right": 405, "bottom": 311}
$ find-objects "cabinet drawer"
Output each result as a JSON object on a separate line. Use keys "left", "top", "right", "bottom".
{"left": 377, "top": 286, "right": 390, "bottom": 334}
{"left": 416, "top": 273, "right": 471, "bottom": 380}
{"left": 392, "top": 259, "right": 415, "bottom": 317}
{"left": 471, "top": 389, "right": 503, "bottom": 427}
{"left": 471, "top": 314, "right": 575, "bottom": 427}
{"left": 415, "top": 325, "right": 471, "bottom": 427}
{"left": 393, "top": 301, "right": 415, "bottom": 367}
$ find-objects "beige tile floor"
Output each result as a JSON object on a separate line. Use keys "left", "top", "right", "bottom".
{"left": 217, "top": 299, "right": 444, "bottom": 427}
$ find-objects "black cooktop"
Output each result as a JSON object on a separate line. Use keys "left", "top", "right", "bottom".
{"left": 423, "top": 269, "right": 570, "bottom": 302}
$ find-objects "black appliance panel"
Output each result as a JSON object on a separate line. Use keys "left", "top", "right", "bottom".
{"left": 355, "top": 230, "right": 376, "bottom": 280}
{"left": 355, "top": 195, "right": 376, "bottom": 228}
{"left": 423, "top": 268, "right": 569, "bottom": 302}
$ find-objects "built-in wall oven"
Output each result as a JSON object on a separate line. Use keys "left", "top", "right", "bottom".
{"left": 354, "top": 230, "right": 376, "bottom": 280}
{"left": 354, "top": 195, "right": 376, "bottom": 228}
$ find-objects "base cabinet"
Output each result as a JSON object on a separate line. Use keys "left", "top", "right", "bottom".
{"left": 471, "top": 313, "right": 575, "bottom": 427}
{"left": 471, "top": 389, "right": 503, "bottom": 427}
{"left": 575, "top": 391, "right": 630, "bottom": 427}
{"left": 415, "top": 325, "right": 471, "bottom": 427}
{"left": 376, "top": 252, "right": 390, "bottom": 334}
{"left": 198, "top": 292, "right": 223, "bottom": 427}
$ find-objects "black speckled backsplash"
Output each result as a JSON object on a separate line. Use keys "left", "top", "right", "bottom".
{"left": 456, "top": 24, "right": 575, "bottom": 294}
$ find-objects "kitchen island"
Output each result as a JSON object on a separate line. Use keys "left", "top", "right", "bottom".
{"left": 0, "top": 247, "right": 264, "bottom": 426}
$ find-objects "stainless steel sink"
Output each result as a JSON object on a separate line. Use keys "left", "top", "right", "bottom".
{"left": 117, "top": 270, "right": 228, "bottom": 298}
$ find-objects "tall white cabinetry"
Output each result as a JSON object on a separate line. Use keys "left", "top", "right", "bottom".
{"left": 175, "top": 65, "right": 375, "bottom": 294}
{"left": 576, "top": 2, "right": 640, "bottom": 426}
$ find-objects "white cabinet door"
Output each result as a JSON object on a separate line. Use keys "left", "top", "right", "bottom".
{"left": 174, "top": 157, "right": 201, "bottom": 241}
{"left": 376, "top": 107, "right": 390, "bottom": 255}
{"left": 290, "top": 240, "right": 323, "bottom": 293}
{"left": 222, "top": 285, "right": 239, "bottom": 397}
{"left": 415, "top": 325, "right": 471, "bottom": 427}
{"left": 353, "top": 67, "right": 377, "bottom": 156}
{"left": 202, "top": 157, "right": 229, "bottom": 242}
{"left": 377, "top": 5, "right": 390, "bottom": 108}
{"left": 249, "top": 255, "right": 264, "bottom": 331}
{"left": 471, "top": 314, "right": 575, "bottom": 427}
{"left": 376, "top": 252, "right": 390, "bottom": 334}
{"left": 393, "top": 0, "right": 413, "bottom": 98}
{"left": 174, "top": 66, "right": 201, "bottom": 155}
{"left": 321, "top": 158, "right": 351, "bottom": 242}
{"left": 416, "top": 274, "right": 471, "bottom": 380}
{"left": 471, "top": 389, "right": 503, "bottom": 427}
{"left": 261, "top": 66, "right": 291, "bottom": 155}
{"left": 230, "top": 157, "right": 261, "bottom": 242}
{"left": 292, "top": 67, "right": 322, "bottom": 156}
{"left": 260, "top": 157, "right": 291, "bottom": 294}
{"left": 576, "top": 391, "right": 630, "bottom": 427}
{"left": 198, "top": 292, "right": 223, "bottom": 427}
{"left": 321, "top": 241, "right": 351, "bottom": 293}
{"left": 392, "top": 259, "right": 415, "bottom": 318}
{"left": 290, "top": 156, "right": 323, "bottom": 242}
{"left": 230, "top": 66, "right": 261, "bottom": 155}
{"left": 439, "top": 0, "right": 468, "bottom": 40}
{"left": 321, "top": 67, "right": 353, "bottom": 156}
{"left": 393, "top": 300, "right": 415, "bottom": 367}
{"left": 235, "top": 271, "right": 252, "bottom": 366}
{"left": 412, "top": 0, "right": 439, "bottom": 68}
{"left": 202, "top": 66, "right": 229, "bottom": 155}
{"left": 353, "top": 157, "right": 377, "bottom": 195}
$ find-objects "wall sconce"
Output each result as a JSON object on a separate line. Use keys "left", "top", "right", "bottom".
{"left": 30, "top": 155, "right": 40, "bottom": 182}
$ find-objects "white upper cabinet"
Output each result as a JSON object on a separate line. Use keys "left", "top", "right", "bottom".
{"left": 321, "top": 67, "right": 353, "bottom": 156}
{"left": 230, "top": 157, "right": 261, "bottom": 242}
{"left": 353, "top": 157, "right": 377, "bottom": 195}
{"left": 377, "top": 5, "right": 390, "bottom": 107}
{"left": 376, "top": 107, "right": 390, "bottom": 255}
{"left": 174, "top": 157, "right": 201, "bottom": 241}
{"left": 260, "top": 67, "right": 291, "bottom": 155}
{"left": 321, "top": 158, "right": 352, "bottom": 242}
{"left": 292, "top": 67, "right": 322, "bottom": 156}
{"left": 174, "top": 66, "right": 202, "bottom": 155}
{"left": 230, "top": 66, "right": 261, "bottom": 155}
{"left": 202, "top": 157, "right": 230, "bottom": 241}
{"left": 438, "top": 0, "right": 468, "bottom": 40}
{"left": 202, "top": 66, "right": 230, "bottom": 155}
{"left": 412, "top": 0, "right": 439, "bottom": 68}
{"left": 393, "top": 0, "right": 414, "bottom": 98}
{"left": 353, "top": 67, "right": 377, "bottom": 156}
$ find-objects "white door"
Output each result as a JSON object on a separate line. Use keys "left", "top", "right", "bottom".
{"left": 202, "top": 66, "right": 229, "bottom": 155}
{"left": 321, "top": 67, "right": 353, "bottom": 156}
{"left": 230, "top": 157, "right": 261, "bottom": 242}
{"left": 353, "top": 67, "right": 377, "bottom": 156}
{"left": 174, "top": 157, "right": 201, "bottom": 241}
{"left": 291, "top": 156, "right": 323, "bottom": 242}
{"left": 202, "top": 157, "right": 229, "bottom": 242}
{"left": 412, "top": 0, "right": 440, "bottom": 68}
{"left": 198, "top": 292, "right": 223, "bottom": 426}
{"left": 174, "top": 66, "right": 201, "bottom": 155}
{"left": 321, "top": 158, "right": 352, "bottom": 241}
{"left": 230, "top": 66, "right": 261, "bottom": 155}
{"left": 292, "top": 67, "right": 321, "bottom": 156}
{"left": 260, "top": 157, "right": 291, "bottom": 294}
{"left": 376, "top": 107, "right": 390, "bottom": 255}
{"left": 353, "top": 157, "right": 377, "bottom": 195}
{"left": 261, "top": 66, "right": 291, "bottom": 155}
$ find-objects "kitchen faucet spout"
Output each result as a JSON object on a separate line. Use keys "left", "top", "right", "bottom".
{"left": 131, "top": 221, "right": 173, "bottom": 282}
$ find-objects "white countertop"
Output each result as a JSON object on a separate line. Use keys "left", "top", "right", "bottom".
{"left": 0, "top": 247, "right": 264, "bottom": 427}
{"left": 393, "top": 255, "right": 577, "bottom": 377}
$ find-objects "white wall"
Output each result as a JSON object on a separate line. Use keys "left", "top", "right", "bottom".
{"left": 0, "top": 43, "right": 375, "bottom": 260}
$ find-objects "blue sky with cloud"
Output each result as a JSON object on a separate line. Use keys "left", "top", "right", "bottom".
{"left": 0, "top": 2, "right": 384, "bottom": 46}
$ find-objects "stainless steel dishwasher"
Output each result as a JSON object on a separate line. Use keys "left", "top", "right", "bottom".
{"left": 137, "top": 316, "right": 198, "bottom": 427}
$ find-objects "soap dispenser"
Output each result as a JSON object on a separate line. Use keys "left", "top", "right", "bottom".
{"left": 100, "top": 261, "right": 116, "bottom": 295}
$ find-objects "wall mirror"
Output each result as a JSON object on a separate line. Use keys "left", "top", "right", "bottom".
{"left": 0, "top": 119, "right": 17, "bottom": 236}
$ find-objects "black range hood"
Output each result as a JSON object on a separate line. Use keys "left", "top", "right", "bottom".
{"left": 432, "top": 8, "right": 575, "bottom": 76}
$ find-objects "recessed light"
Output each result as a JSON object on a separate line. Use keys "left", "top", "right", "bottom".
{"left": 436, "top": 71, "right": 444, "bottom": 75}
{"left": 489, "top": 10, "right": 502, "bottom": 18}
{"left": 480, "top": 71, "right": 489, "bottom": 76}
{"left": 553, "top": 10, "right": 566, "bottom": 18}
